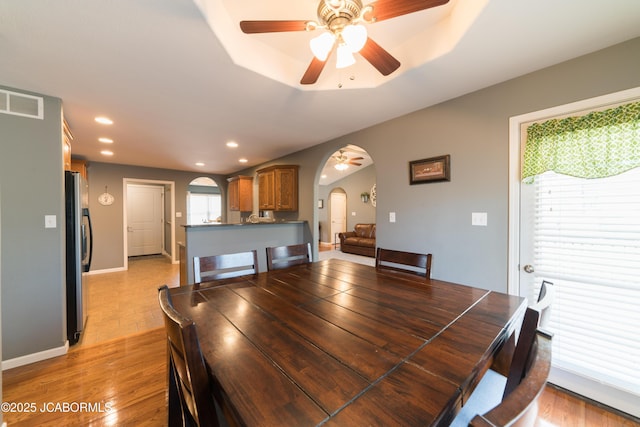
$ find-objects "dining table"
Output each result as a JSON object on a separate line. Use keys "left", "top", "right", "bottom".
{"left": 167, "top": 258, "right": 526, "bottom": 426}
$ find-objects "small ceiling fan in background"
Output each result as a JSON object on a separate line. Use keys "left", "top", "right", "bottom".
{"left": 239, "top": 0, "right": 449, "bottom": 85}
{"left": 333, "top": 149, "right": 364, "bottom": 170}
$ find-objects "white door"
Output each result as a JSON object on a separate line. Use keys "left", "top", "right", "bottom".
{"left": 511, "top": 88, "right": 640, "bottom": 417}
{"left": 330, "top": 192, "right": 347, "bottom": 246}
{"left": 127, "top": 184, "right": 163, "bottom": 256}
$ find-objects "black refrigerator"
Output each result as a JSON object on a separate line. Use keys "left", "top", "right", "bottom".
{"left": 65, "top": 171, "right": 93, "bottom": 345}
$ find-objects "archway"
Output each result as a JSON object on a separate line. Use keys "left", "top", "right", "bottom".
{"left": 316, "top": 144, "right": 376, "bottom": 251}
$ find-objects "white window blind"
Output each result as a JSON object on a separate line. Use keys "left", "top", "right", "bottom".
{"left": 187, "top": 193, "right": 221, "bottom": 224}
{"left": 528, "top": 168, "right": 640, "bottom": 401}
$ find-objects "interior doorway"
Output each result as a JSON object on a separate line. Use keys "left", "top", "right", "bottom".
{"left": 126, "top": 184, "right": 164, "bottom": 257}
{"left": 122, "top": 178, "right": 176, "bottom": 269}
{"left": 330, "top": 191, "right": 347, "bottom": 248}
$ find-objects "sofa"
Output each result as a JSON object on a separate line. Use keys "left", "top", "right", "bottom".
{"left": 339, "top": 224, "right": 376, "bottom": 257}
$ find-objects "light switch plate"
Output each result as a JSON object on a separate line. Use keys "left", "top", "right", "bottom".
{"left": 472, "top": 212, "right": 488, "bottom": 226}
{"left": 389, "top": 212, "right": 396, "bottom": 223}
{"left": 45, "top": 215, "right": 57, "bottom": 228}
{"left": 176, "top": 212, "right": 182, "bottom": 218}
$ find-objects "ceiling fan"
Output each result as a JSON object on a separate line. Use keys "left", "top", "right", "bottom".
{"left": 333, "top": 149, "right": 364, "bottom": 170}
{"left": 239, "top": 0, "right": 450, "bottom": 85}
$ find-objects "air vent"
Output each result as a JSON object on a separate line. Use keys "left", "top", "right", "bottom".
{"left": 0, "top": 89, "right": 44, "bottom": 119}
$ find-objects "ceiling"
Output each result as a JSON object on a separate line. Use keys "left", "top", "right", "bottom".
{"left": 1, "top": 1, "right": 640, "bottom": 176}
{"left": 321, "top": 145, "right": 373, "bottom": 185}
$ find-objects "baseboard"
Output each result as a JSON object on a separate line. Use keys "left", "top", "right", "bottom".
{"left": 86, "top": 266, "right": 127, "bottom": 275}
{"left": 2, "top": 341, "right": 69, "bottom": 371}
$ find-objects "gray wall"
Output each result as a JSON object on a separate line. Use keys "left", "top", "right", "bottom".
{"left": 1, "top": 87, "right": 66, "bottom": 360}
{"left": 86, "top": 162, "right": 227, "bottom": 271}
{"left": 319, "top": 165, "right": 377, "bottom": 242}
{"left": 234, "top": 37, "right": 640, "bottom": 291}
{"left": 1, "top": 37, "right": 639, "bottom": 362}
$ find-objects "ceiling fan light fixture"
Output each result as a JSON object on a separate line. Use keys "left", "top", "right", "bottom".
{"left": 310, "top": 32, "right": 335, "bottom": 61}
{"left": 336, "top": 43, "right": 356, "bottom": 68}
{"left": 342, "top": 24, "right": 367, "bottom": 52}
{"left": 335, "top": 163, "right": 349, "bottom": 171}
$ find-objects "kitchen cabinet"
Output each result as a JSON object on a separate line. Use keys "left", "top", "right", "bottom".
{"left": 256, "top": 165, "right": 298, "bottom": 211}
{"left": 228, "top": 175, "right": 253, "bottom": 211}
{"left": 63, "top": 118, "right": 73, "bottom": 171}
{"left": 70, "top": 159, "right": 89, "bottom": 180}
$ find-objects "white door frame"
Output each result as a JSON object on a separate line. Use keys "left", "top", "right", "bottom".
{"left": 507, "top": 87, "right": 640, "bottom": 415}
{"left": 122, "top": 178, "right": 176, "bottom": 269}
{"left": 507, "top": 86, "right": 640, "bottom": 296}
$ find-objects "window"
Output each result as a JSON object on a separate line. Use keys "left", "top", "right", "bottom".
{"left": 187, "top": 177, "right": 221, "bottom": 224}
{"left": 187, "top": 193, "right": 221, "bottom": 224}
{"left": 527, "top": 169, "right": 640, "bottom": 400}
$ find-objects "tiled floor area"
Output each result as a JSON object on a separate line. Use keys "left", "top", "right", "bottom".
{"left": 76, "top": 254, "right": 179, "bottom": 347}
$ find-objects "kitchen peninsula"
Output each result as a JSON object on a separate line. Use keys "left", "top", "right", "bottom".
{"left": 180, "top": 220, "right": 310, "bottom": 285}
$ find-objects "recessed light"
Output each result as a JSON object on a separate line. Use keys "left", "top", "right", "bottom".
{"left": 95, "top": 116, "right": 113, "bottom": 125}
{"left": 98, "top": 137, "right": 113, "bottom": 143}
{"left": 226, "top": 141, "right": 238, "bottom": 148}
{"left": 195, "top": 162, "right": 205, "bottom": 167}
{"left": 239, "top": 158, "right": 248, "bottom": 163}
{"left": 101, "top": 150, "right": 114, "bottom": 156}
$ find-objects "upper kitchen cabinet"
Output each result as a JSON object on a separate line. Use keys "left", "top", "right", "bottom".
{"left": 228, "top": 175, "right": 253, "bottom": 211}
{"left": 63, "top": 118, "right": 73, "bottom": 171}
{"left": 70, "top": 159, "right": 89, "bottom": 180}
{"left": 257, "top": 165, "right": 298, "bottom": 211}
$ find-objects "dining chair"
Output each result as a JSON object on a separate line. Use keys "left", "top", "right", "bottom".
{"left": 469, "top": 328, "right": 553, "bottom": 427}
{"left": 375, "top": 247, "right": 432, "bottom": 279}
{"left": 158, "top": 285, "right": 222, "bottom": 427}
{"left": 266, "top": 242, "right": 312, "bottom": 271}
{"left": 451, "top": 307, "right": 551, "bottom": 426}
{"left": 193, "top": 250, "right": 258, "bottom": 286}
{"left": 531, "top": 280, "right": 555, "bottom": 328}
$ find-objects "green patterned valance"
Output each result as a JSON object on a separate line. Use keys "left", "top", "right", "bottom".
{"left": 522, "top": 101, "right": 640, "bottom": 181}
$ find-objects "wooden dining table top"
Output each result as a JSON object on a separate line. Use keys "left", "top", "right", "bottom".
{"left": 168, "top": 258, "right": 526, "bottom": 426}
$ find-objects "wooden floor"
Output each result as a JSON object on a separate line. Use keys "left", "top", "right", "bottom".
{"left": 3, "top": 254, "right": 638, "bottom": 426}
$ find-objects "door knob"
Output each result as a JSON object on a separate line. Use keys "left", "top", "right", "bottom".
{"left": 523, "top": 264, "right": 535, "bottom": 273}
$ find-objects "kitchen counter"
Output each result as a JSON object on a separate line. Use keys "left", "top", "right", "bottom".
{"left": 180, "top": 220, "right": 310, "bottom": 284}
{"left": 183, "top": 220, "right": 306, "bottom": 228}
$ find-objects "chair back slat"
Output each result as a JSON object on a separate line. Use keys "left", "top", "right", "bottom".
{"left": 193, "top": 250, "right": 258, "bottom": 284}
{"left": 503, "top": 307, "right": 540, "bottom": 399}
{"left": 266, "top": 243, "right": 312, "bottom": 271}
{"left": 375, "top": 247, "right": 432, "bottom": 279}
{"left": 158, "top": 285, "right": 220, "bottom": 426}
{"left": 470, "top": 328, "right": 552, "bottom": 427}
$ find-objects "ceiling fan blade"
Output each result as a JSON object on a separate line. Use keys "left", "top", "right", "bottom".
{"left": 301, "top": 56, "right": 327, "bottom": 85}
{"left": 348, "top": 162, "right": 362, "bottom": 166}
{"left": 366, "top": 0, "right": 450, "bottom": 23}
{"left": 240, "top": 20, "right": 309, "bottom": 34}
{"left": 359, "top": 38, "right": 401, "bottom": 76}
{"left": 350, "top": 157, "right": 365, "bottom": 161}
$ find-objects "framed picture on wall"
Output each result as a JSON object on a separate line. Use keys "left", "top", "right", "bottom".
{"left": 409, "top": 154, "right": 450, "bottom": 184}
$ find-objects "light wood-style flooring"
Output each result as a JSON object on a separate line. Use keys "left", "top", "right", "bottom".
{"left": 3, "top": 254, "right": 639, "bottom": 426}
